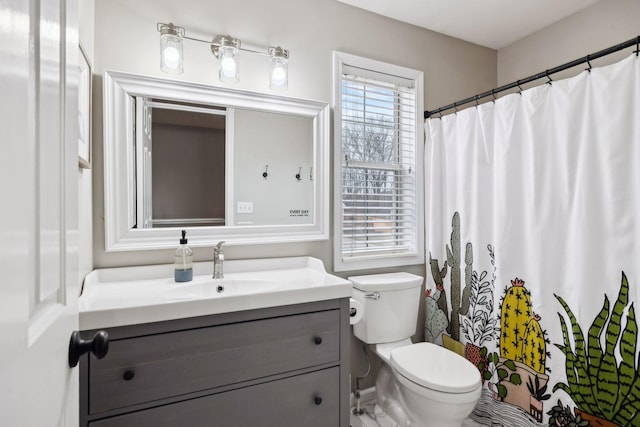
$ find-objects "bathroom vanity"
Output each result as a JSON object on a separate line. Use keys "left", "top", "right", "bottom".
{"left": 78, "top": 257, "right": 351, "bottom": 426}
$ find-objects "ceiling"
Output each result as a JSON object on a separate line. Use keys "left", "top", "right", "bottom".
{"left": 335, "top": 0, "right": 602, "bottom": 49}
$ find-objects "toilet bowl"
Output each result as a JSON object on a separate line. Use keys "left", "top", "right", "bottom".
{"left": 350, "top": 273, "right": 482, "bottom": 427}
{"left": 386, "top": 342, "right": 481, "bottom": 426}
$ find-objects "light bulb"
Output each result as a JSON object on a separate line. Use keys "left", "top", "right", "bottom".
{"left": 162, "top": 45, "right": 181, "bottom": 69}
{"left": 271, "top": 63, "right": 286, "bottom": 86}
{"left": 220, "top": 55, "right": 237, "bottom": 78}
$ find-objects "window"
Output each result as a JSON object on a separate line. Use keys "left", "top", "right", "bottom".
{"left": 333, "top": 52, "right": 424, "bottom": 271}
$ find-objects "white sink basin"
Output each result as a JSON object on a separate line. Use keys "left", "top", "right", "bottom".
{"left": 164, "top": 277, "right": 283, "bottom": 299}
{"left": 79, "top": 257, "right": 351, "bottom": 330}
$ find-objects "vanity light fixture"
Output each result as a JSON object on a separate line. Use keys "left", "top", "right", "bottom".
{"left": 157, "top": 22, "right": 290, "bottom": 90}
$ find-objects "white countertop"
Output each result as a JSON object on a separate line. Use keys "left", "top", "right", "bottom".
{"left": 79, "top": 256, "right": 351, "bottom": 330}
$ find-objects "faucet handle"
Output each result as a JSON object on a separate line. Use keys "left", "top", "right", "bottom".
{"left": 215, "top": 241, "right": 226, "bottom": 251}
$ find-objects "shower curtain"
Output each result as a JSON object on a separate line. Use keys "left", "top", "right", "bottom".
{"left": 424, "top": 54, "right": 640, "bottom": 427}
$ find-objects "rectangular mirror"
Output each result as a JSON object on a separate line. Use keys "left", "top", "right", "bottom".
{"left": 103, "top": 70, "right": 329, "bottom": 251}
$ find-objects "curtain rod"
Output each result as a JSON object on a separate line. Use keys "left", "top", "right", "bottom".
{"left": 424, "top": 35, "right": 640, "bottom": 119}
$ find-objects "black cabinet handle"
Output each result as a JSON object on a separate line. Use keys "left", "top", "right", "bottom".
{"left": 314, "top": 396, "right": 322, "bottom": 405}
{"left": 122, "top": 369, "right": 135, "bottom": 381}
{"left": 68, "top": 330, "right": 109, "bottom": 368}
{"left": 314, "top": 336, "right": 323, "bottom": 345}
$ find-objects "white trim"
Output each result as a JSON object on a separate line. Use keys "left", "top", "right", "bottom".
{"left": 145, "top": 101, "right": 229, "bottom": 115}
{"left": 103, "top": 70, "right": 330, "bottom": 251}
{"left": 225, "top": 108, "right": 235, "bottom": 227}
{"left": 332, "top": 51, "right": 425, "bottom": 272}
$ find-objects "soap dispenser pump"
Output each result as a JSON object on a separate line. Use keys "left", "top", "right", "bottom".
{"left": 174, "top": 229, "right": 193, "bottom": 282}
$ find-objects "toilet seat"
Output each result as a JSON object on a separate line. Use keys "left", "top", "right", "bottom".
{"left": 390, "top": 342, "right": 481, "bottom": 393}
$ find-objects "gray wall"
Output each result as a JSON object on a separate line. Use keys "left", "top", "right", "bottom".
{"left": 497, "top": 0, "right": 640, "bottom": 86}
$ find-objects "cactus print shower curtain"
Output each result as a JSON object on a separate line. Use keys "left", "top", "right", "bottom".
{"left": 424, "top": 54, "right": 640, "bottom": 427}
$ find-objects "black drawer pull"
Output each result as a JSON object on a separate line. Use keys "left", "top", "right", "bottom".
{"left": 122, "top": 369, "right": 135, "bottom": 381}
{"left": 314, "top": 396, "right": 322, "bottom": 405}
{"left": 314, "top": 336, "right": 323, "bottom": 345}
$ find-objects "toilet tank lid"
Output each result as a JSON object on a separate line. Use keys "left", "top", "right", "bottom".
{"left": 390, "top": 342, "right": 481, "bottom": 393}
{"left": 349, "top": 272, "right": 423, "bottom": 291}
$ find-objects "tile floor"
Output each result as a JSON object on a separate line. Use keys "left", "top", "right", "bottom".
{"left": 350, "top": 407, "right": 484, "bottom": 427}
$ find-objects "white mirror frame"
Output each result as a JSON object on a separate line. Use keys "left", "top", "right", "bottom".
{"left": 103, "top": 70, "right": 330, "bottom": 251}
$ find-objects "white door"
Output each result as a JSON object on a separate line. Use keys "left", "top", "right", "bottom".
{"left": 0, "top": 0, "right": 81, "bottom": 426}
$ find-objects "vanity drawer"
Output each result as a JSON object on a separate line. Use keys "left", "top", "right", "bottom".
{"left": 88, "top": 309, "right": 339, "bottom": 414}
{"left": 89, "top": 367, "right": 339, "bottom": 427}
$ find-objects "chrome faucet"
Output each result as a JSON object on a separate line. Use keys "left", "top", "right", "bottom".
{"left": 213, "top": 241, "right": 225, "bottom": 280}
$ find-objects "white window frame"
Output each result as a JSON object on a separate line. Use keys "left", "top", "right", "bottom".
{"left": 333, "top": 51, "right": 424, "bottom": 272}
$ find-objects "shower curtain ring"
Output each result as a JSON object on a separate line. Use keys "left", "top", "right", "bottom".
{"left": 516, "top": 80, "right": 523, "bottom": 94}
{"left": 635, "top": 36, "right": 639, "bottom": 57}
{"left": 545, "top": 71, "right": 553, "bottom": 85}
{"left": 474, "top": 95, "right": 480, "bottom": 107}
{"left": 586, "top": 55, "right": 592, "bottom": 73}
{"left": 491, "top": 90, "right": 497, "bottom": 103}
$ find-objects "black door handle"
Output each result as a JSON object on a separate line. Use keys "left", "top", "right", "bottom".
{"left": 68, "top": 330, "right": 109, "bottom": 368}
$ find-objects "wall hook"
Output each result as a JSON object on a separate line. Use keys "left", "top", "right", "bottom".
{"left": 295, "top": 167, "right": 302, "bottom": 181}
{"left": 262, "top": 165, "right": 269, "bottom": 179}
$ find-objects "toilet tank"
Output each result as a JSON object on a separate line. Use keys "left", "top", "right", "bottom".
{"left": 350, "top": 272, "right": 423, "bottom": 344}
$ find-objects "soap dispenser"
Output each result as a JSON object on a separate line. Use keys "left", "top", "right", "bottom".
{"left": 174, "top": 230, "right": 193, "bottom": 282}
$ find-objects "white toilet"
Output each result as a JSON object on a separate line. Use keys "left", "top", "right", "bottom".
{"left": 350, "top": 272, "right": 482, "bottom": 427}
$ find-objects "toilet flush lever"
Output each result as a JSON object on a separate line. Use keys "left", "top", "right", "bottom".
{"left": 364, "top": 292, "right": 380, "bottom": 300}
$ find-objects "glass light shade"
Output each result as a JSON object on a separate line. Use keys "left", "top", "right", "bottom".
{"left": 270, "top": 57, "right": 288, "bottom": 90}
{"left": 269, "top": 47, "right": 289, "bottom": 91}
{"left": 218, "top": 46, "right": 239, "bottom": 83}
{"left": 160, "top": 33, "right": 183, "bottom": 74}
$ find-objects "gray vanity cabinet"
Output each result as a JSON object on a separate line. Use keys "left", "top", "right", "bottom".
{"left": 79, "top": 299, "right": 350, "bottom": 426}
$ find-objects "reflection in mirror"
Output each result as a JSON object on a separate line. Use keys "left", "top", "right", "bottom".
{"left": 103, "top": 70, "right": 329, "bottom": 251}
{"left": 138, "top": 99, "right": 227, "bottom": 228}
{"left": 232, "top": 109, "right": 313, "bottom": 226}
{"left": 135, "top": 99, "right": 315, "bottom": 229}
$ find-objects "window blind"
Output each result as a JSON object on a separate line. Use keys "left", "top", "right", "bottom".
{"left": 340, "top": 68, "right": 418, "bottom": 260}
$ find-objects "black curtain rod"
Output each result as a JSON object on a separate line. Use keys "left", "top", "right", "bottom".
{"left": 424, "top": 35, "right": 640, "bottom": 119}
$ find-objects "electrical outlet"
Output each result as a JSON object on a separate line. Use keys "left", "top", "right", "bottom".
{"left": 237, "top": 201, "right": 253, "bottom": 214}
